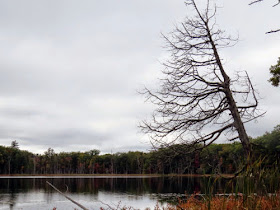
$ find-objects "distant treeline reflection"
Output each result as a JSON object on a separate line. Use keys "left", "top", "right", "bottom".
{"left": 0, "top": 125, "right": 279, "bottom": 175}
{"left": 0, "top": 177, "right": 236, "bottom": 195}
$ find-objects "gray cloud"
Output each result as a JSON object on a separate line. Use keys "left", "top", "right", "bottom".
{"left": 0, "top": 0, "right": 279, "bottom": 154}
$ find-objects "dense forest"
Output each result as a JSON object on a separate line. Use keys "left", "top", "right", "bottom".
{"left": 0, "top": 125, "right": 279, "bottom": 175}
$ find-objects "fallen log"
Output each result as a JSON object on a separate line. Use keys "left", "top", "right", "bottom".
{"left": 46, "top": 181, "right": 89, "bottom": 210}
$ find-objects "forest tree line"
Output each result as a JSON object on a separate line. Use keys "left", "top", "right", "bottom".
{"left": 0, "top": 125, "right": 279, "bottom": 175}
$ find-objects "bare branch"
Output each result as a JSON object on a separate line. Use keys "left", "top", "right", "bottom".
{"left": 266, "top": 29, "right": 280, "bottom": 34}
{"left": 249, "top": 0, "right": 264, "bottom": 5}
{"left": 46, "top": 181, "right": 89, "bottom": 210}
{"left": 273, "top": 0, "right": 280, "bottom": 7}
{"left": 249, "top": 0, "right": 280, "bottom": 6}
{"left": 140, "top": 0, "right": 260, "bottom": 158}
{"left": 248, "top": 0, "right": 280, "bottom": 33}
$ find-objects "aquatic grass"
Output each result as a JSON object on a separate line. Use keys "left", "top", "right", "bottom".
{"left": 233, "top": 158, "right": 280, "bottom": 196}
{"left": 172, "top": 193, "right": 280, "bottom": 210}
{"left": 162, "top": 158, "right": 280, "bottom": 210}
{"left": 150, "top": 192, "right": 279, "bottom": 209}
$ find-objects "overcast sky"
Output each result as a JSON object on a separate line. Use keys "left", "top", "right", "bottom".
{"left": 0, "top": 0, "right": 279, "bottom": 154}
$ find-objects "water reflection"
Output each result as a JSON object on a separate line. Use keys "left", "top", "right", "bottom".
{"left": 0, "top": 176, "right": 261, "bottom": 209}
{"left": 0, "top": 177, "right": 212, "bottom": 194}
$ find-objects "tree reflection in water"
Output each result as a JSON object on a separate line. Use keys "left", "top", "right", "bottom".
{"left": 0, "top": 176, "right": 263, "bottom": 209}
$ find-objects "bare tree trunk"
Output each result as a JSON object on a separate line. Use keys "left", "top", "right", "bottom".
{"left": 226, "top": 89, "right": 252, "bottom": 157}
{"left": 208, "top": 28, "right": 252, "bottom": 157}
{"left": 8, "top": 158, "right": 11, "bottom": 175}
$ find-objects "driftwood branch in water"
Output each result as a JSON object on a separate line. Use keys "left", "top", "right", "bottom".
{"left": 46, "top": 181, "right": 89, "bottom": 210}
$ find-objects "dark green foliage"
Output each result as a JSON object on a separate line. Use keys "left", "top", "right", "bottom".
{"left": 0, "top": 145, "right": 34, "bottom": 174}
{"left": 252, "top": 125, "right": 280, "bottom": 166}
{"left": 0, "top": 126, "right": 279, "bottom": 175}
{"left": 269, "top": 57, "right": 280, "bottom": 86}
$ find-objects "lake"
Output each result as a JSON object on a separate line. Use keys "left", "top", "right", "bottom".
{"left": 0, "top": 175, "right": 240, "bottom": 209}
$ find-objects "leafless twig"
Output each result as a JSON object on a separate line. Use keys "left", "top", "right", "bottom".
{"left": 249, "top": 0, "right": 264, "bottom": 5}
{"left": 266, "top": 29, "right": 280, "bottom": 34}
{"left": 99, "top": 201, "right": 136, "bottom": 210}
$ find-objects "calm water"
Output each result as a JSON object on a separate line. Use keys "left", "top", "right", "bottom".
{"left": 0, "top": 176, "right": 229, "bottom": 210}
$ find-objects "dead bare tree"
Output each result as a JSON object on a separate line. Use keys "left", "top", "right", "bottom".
{"left": 140, "top": 0, "right": 263, "bottom": 159}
